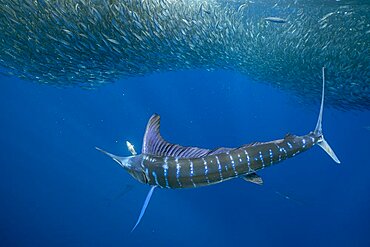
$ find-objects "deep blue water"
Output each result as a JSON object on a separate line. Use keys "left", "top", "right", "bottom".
{"left": 0, "top": 70, "right": 369, "bottom": 247}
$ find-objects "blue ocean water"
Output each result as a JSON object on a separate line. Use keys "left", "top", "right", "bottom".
{"left": 0, "top": 70, "right": 369, "bottom": 247}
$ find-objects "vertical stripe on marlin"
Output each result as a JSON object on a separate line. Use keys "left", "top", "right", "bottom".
{"left": 202, "top": 158, "right": 210, "bottom": 184}
{"left": 287, "top": 142, "right": 293, "bottom": 149}
{"left": 228, "top": 153, "right": 238, "bottom": 176}
{"left": 302, "top": 138, "right": 306, "bottom": 148}
{"left": 280, "top": 145, "right": 288, "bottom": 159}
{"left": 269, "top": 149, "right": 273, "bottom": 165}
{"left": 215, "top": 155, "right": 223, "bottom": 181}
{"left": 244, "top": 149, "right": 251, "bottom": 173}
{"left": 189, "top": 159, "right": 196, "bottom": 187}
{"left": 275, "top": 143, "right": 282, "bottom": 162}
{"left": 259, "top": 151, "right": 265, "bottom": 168}
{"left": 163, "top": 157, "right": 170, "bottom": 188}
{"left": 237, "top": 154, "right": 242, "bottom": 163}
{"left": 152, "top": 171, "right": 160, "bottom": 186}
{"left": 175, "top": 158, "right": 182, "bottom": 187}
{"left": 145, "top": 168, "right": 150, "bottom": 183}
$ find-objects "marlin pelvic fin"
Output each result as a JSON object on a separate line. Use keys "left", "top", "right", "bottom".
{"left": 242, "top": 173, "right": 263, "bottom": 185}
{"left": 131, "top": 186, "right": 157, "bottom": 233}
{"left": 313, "top": 67, "right": 340, "bottom": 164}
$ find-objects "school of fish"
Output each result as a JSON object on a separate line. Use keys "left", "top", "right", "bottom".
{"left": 0, "top": 0, "right": 369, "bottom": 110}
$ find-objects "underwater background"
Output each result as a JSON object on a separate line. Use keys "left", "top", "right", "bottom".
{"left": 0, "top": 0, "right": 370, "bottom": 246}
{"left": 1, "top": 70, "right": 369, "bottom": 246}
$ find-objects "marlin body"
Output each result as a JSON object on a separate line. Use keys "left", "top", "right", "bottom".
{"left": 113, "top": 117, "right": 320, "bottom": 189}
{"left": 97, "top": 68, "right": 340, "bottom": 231}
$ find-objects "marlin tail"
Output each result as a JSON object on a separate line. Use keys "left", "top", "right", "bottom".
{"left": 96, "top": 67, "right": 340, "bottom": 232}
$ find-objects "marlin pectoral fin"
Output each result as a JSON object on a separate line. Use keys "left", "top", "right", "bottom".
{"left": 131, "top": 186, "right": 157, "bottom": 233}
{"left": 242, "top": 173, "right": 263, "bottom": 185}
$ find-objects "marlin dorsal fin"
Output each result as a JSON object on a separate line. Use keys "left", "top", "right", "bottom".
{"left": 142, "top": 114, "right": 212, "bottom": 158}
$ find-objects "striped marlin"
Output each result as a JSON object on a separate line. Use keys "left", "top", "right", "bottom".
{"left": 96, "top": 67, "right": 340, "bottom": 232}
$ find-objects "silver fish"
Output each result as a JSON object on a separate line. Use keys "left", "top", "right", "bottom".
{"left": 264, "top": 16, "right": 287, "bottom": 23}
{"left": 0, "top": 0, "right": 369, "bottom": 110}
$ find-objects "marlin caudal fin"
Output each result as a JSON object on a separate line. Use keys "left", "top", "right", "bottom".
{"left": 131, "top": 186, "right": 157, "bottom": 233}
{"left": 313, "top": 67, "right": 340, "bottom": 164}
{"left": 95, "top": 147, "right": 132, "bottom": 169}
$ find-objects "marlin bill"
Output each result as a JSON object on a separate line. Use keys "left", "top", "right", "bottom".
{"left": 96, "top": 68, "right": 340, "bottom": 232}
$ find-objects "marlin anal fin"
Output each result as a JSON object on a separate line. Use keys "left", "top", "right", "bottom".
{"left": 242, "top": 173, "right": 263, "bottom": 185}
{"left": 131, "top": 186, "right": 157, "bottom": 233}
{"left": 313, "top": 67, "right": 341, "bottom": 164}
